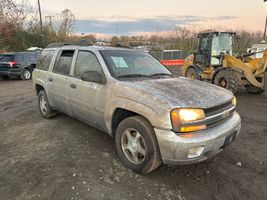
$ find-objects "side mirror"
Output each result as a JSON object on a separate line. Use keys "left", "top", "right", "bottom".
{"left": 81, "top": 71, "right": 105, "bottom": 84}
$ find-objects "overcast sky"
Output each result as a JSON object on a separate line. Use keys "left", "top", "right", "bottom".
{"left": 26, "top": 0, "right": 267, "bottom": 35}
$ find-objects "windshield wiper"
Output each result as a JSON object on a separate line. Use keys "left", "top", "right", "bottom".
{"left": 148, "top": 73, "right": 174, "bottom": 77}
{"left": 116, "top": 74, "right": 152, "bottom": 78}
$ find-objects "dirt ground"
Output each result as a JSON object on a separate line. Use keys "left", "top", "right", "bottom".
{"left": 0, "top": 78, "right": 266, "bottom": 200}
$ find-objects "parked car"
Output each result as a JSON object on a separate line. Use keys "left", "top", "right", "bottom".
{"left": 33, "top": 43, "right": 241, "bottom": 174}
{"left": 0, "top": 52, "right": 39, "bottom": 80}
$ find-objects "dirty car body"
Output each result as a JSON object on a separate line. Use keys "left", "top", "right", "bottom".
{"left": 33, "top": 44, "right": 241, "bottom": 173}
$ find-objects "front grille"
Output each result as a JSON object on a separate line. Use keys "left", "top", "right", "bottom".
{"left": 205, "top": 101, "right": 232, "bottom": 117}
{"left": 204, "top": 100, "right": 235, "bottom": 127}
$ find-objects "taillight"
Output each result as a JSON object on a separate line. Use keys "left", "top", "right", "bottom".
{"left": 8, "top": 61, "right": 17, "bottom": 67}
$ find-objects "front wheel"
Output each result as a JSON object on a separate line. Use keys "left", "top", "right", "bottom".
{"left": 20, "top": 68, "right": 32, "bottom": 80}
{"left": 115, "top": 116, "right": 161, "bottom": 174}
{"left": 214, "top": 69, "right": 240, "bottom": 93}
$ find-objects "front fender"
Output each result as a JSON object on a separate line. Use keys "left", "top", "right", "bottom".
{"left": 104, "top": 97, "right": 172, "bottom": 135}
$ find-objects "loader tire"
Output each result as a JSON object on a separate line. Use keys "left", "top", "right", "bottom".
{"left": 246, "top": 85, "right": 265, "bottom": 94}
{"left": 214, "top": 69, "right": 239, "bottom": 93}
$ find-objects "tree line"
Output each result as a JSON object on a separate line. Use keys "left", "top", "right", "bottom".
{"left": 0, "top": 0, "right": 264, "bottom": 54}
{"left": 110, "top": 27, "right": 264, "bottom": 54}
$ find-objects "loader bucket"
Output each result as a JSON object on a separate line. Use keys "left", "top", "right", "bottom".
{"left": 224, "top": 52, "right": 267, "bottom": 89}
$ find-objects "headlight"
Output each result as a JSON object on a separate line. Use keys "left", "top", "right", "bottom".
{"left": 232, "top": 96, "right": 237, "bottom": 107}
{"left": 171, "top": 108, "right": 206, "bottom": 133}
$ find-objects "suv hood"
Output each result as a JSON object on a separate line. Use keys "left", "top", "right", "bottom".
{"left": 119, "top": 77, "right": 233, "bottom": 109}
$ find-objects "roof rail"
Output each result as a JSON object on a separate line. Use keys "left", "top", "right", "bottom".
{"left": 47, "top": 40, "right": 93, "bottom": 48}
{"left": 113, "top": 43, "right": 131, "bottom": 49}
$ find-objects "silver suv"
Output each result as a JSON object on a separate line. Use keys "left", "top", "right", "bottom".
{"left": 33, "top": 43, "right": 241, "bottom": 174}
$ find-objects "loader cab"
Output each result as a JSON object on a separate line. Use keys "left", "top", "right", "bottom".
{"left": 195, "top": 32, "right": 235, "bottom": 67}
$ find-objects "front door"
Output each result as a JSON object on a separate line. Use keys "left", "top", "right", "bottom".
{"left": 68, "top": 50, "right": 107, "bottom": 131}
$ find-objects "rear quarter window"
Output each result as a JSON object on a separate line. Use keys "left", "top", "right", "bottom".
{"left": 27, "top": 54, "right": 38, "bottom": 63}
{"left": 36, "top": 50, "right": 55, "bottom": 71}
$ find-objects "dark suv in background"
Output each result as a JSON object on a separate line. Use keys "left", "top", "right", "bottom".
{"left": 0, "top": 52, "right": 39, "bottom": 80}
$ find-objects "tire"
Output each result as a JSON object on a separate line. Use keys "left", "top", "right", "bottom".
{"left": 185, "top": 67, "right": 199, "bottom": 79}
{"left": 246, "top": 85, "right": 265, "bottom": 94}
{"left": 38, "top": 90, "right": 56, "bottom": 119}
{"left": 214, "top": 69, "right": 239, "bottom": 93}
{"left": 115, "top": 116, "right": 161, "bottom": 174}
{"left": 20, "top": 68, "right": 32, "bottom": 80}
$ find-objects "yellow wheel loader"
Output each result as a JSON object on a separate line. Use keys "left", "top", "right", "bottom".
{"left": 182, "top": 32, "right": 267, "bottom": 94}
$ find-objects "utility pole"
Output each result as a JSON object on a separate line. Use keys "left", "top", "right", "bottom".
{"left": 37, "top": 0, "right": 43, "bottom": 32}
{"left": 45, "top": 15, "right": 54, "bottom": 31}
{"left": 37, "top": 0, "right": 44, "bottom": 46}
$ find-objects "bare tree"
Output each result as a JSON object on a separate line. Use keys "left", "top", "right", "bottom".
{"left": 57, "top": 9, "right": 76, "bottom": 41}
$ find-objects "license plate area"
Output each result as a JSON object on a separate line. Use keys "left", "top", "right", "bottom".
{"left": 221, "top": 132, "right": 237, "bottom": 149}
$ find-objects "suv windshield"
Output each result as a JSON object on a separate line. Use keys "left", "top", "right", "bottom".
{"left": 100, "top": 50, "right": 172, "bottom": 78}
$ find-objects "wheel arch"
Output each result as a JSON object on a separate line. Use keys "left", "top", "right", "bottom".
{"left": 35, "top": 84, "right": 45, "bottom": 96}
{"left": 211, "top": 67, "right": 224, "bottom": 83}
{"left": 184, "top": 65, "right": 202, "bottom": 78}
{"left": 110, "top": 108, "right": 153, "bottom": 138}
{"left": 211, "top": 67, "right": 241, "bottom": 83}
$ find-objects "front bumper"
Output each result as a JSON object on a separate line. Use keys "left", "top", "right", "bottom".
{"left": 154, "top": 112, "right": 241, "bottom": 165}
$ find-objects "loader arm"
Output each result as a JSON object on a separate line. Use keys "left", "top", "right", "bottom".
{"left": 223, "top": 52, "right": 267, "bottom": 88}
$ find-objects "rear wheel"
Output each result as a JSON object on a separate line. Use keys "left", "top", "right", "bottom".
{"left": 185, "top": 67, "right": 199, "bottom": 79}
{"left": 20, "top": 68, "right": 32, "bottom": 80}
{"left": 115, "top": 116, "right": 161, "bottom": 174}
{"left": 214, "top": 69, "right": 239, "bottom": 93}
{"left": 38, "top": 90, "right": 56, "bottom": 119}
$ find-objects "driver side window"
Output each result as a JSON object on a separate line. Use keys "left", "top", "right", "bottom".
{"left": 74, "top": 51, "right": 102, "bottom": 78}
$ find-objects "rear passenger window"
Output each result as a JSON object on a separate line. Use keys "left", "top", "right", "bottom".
{"left": 37, "top": 50, "right": 55, "bottom": 71}
{"left": 53, "top": 50, "right": 74, "bottom": 75}
{"left": 74, "top": 51, "right": 102, "bottom": 77}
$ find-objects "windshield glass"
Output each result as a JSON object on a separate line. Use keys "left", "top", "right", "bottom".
{"left": 100, "top": 50, "right": 172, "bottom": 78}
{"left": 212, "top": 34, "right": 233, "bottom": 56}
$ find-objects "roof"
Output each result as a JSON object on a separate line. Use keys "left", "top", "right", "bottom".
{"left": 46, "top": 44, "right": 136, "bottom": 52}
{"left": 46, "top": 41, "right": 133, "bottom": 51}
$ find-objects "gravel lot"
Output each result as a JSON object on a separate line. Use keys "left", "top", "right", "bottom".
{"left": 0, "top": 79, "right": 266, "bottom": 200}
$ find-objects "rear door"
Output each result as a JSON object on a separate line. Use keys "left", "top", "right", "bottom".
{"left": 47, "top": 50, "right": 75, "bottom": 115}
{"left": 68, "top": 50, "right": 107, "bottom": 130}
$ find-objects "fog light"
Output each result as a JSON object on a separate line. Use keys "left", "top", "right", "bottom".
{"left": 187, "top": 146, "right": 205, "bottom": 159}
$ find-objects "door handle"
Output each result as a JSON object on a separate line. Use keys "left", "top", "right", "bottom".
{"left": 48, "top": 77, "right": 53, "bottom": 82}
{"left": 70, "top": 84, "right": 77, "bottom": 89}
